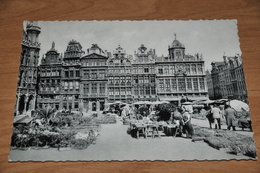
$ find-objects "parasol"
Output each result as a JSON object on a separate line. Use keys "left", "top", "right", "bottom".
{"left": 182, "top": 101, "right": 193, "bottom": 105}
{"left": 229, "top": 99, "right": 249, "bottom": 112}
{"left": 113, "top": 101, "right": 123, "bottom": 104}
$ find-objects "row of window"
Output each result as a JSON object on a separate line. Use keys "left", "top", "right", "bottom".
{"left": 158, "top": 78, "right": 205, "bottom": 92}
{"left": 64, "top": 81, "right": 80, "bottom": 90}
{"left": 109, "top": 87, "right": 132, "bottom": 95}
{"left": 82, "top": 61, "right": 106, "bottom": 66}
{"left": 64, "top": 70, "right": 80, "bottom": 78}
{"left": 132, "top": 67, "right": 155, "bottom": 74}
{"left": 41, "top": 70, "right": 61, "bottom": 77}
{"left": 107, "top": 68, "right": 131, "bottom": 74}
{"left": 133, "top": 76, "right": 155, "bottom": 84}
{"left": 83, "top": 70, "right": 106, "bottom": 79}
{"left": 133, "top": 86, "right": 156, "bottom": 95}
{"left": 157, "top": 64, "right": 203, "bottom": 75}
{"left": 83, "top": 84, "right": 106, "bottom": 94}
{"left": 109, "top": 76, "right": 131, "bottom": 84}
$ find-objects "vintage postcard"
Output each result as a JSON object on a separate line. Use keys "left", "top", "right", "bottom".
{"left": 9, "top": 20, "right": 257, "bottom": 161}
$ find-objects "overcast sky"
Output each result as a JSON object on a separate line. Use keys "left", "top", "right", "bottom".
{"left": 26, "top": 20, "right": 241, "bottom": 70}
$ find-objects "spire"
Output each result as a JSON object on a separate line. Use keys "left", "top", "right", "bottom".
{"left": 174, "top": 33, "right": 177, "bottom": 40}
{"left": 51, "top": 41, "right": 55, "bottom": 51}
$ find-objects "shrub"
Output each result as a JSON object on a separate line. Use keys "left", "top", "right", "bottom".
{"left": 204, "top": 137, "right": 230, "bottom": 149}
{"left": 157, "top": 104, "right": 176, "bottom": 121}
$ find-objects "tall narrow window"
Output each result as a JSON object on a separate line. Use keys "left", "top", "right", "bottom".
{"left": 159, "top": 79, "right": 164, "bottom": 91}
{"left": 92, "top": 84, "right": 97, "bottom": 93}
{"left": 178, "top": 78, "right": 185, "bottom": 91}
{"left": 145, "top": 86, "right": 150, "bottom": 95}
{"left": 151, "top": 86, "right": 156, "bottom": 95}
{"left": 140, "top": 87, "right": 144, "bottom": 95}
{"left": 199, "top": 78, "right": 205, "bottom": 90}
{"left": 144, "top": 76, "right": 149, "bottom": 83}
{"left": 158, "top": 68, "right": 163, "bottom": 74}
{"left": 193, "top": 78, "right": 198, "bottom": 91}
{"left": 198, "top": 64, "right": 203, "bottom": 74}
{"left": 165, "top": 79, "right": 170, "bottom": 91}
{"left": 70, "top": 71, "right": 73, "bottom": 77}
{"left": 185, "top": 64, "right": 190, "bottom": 74}
{"left": 187, "top": 78, "right": 192, "bottom": 91}
{"left": 172, "top": 78, "right": 177, "bottom": 91}
{"left": 192, "top": 64, "right": 197, "bottom": 74}
{"left": 84, "top": 84, "right": 89, "bottom": 94}
{"left": 139, "top": 76, "right": 143, "bottom": 84}
{"left": 134, "top": 87, "right": 139, "bottom": 95}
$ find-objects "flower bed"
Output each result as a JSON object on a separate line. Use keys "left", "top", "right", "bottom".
{"left": 192, "top": 125, "right": 257, "bottom": 158}
{"left": 11, "top": 108, "right": 101, "bottom": 150}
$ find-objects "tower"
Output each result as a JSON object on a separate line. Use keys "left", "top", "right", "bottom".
{"left": 168, "top": 34, "right": 185, "bottom": 60}
{"left": 15, "top": 21, "right": 41, "bottom": 115}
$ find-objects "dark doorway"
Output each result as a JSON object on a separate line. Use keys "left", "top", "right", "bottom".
{"left": 92, "top": 102, "right": 96, "bottom": 111}
{"left": 100, "top": 102, "right": 104, "bottom": 111}
{"left": 18, "top": 95, "right": 26, "bottom": 114}
{"left": 26, "top": 95, "right": 34, "bottom": 111}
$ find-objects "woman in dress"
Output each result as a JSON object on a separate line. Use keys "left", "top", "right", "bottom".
{"left": 172, "top": 107, "right": 184, "bottom": 135}
{"left": 182, "top": 107, "right": 194, "bottom": 138}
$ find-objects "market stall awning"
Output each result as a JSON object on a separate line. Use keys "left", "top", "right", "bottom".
{"left": 229, "top": 99, "right": 249, "bottom": 112}
{"left": 13, "top": 115, "right": 33, "bottom": 124}
{"left": 182, "top": 101, "right": 193, "bottom": 105}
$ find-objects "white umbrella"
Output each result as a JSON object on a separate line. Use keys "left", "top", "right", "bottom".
{"left": 182, "top": 101, "right": 193, "bottom": 105}
{"left": 229, "top": 99, "right": 249, "bottom": 112}
{"left": 133, "top": 101, "right": 145, "bottom": 105}
{"left": 143, "top": 101, "right": 152, "bottom": 105}
{"left": 151, "top": 101, "right": 162, "bottom": 105}
{"left": 113, "top": 101, "right": 123, "bottom": 104}
{"left": 161, "top": 101, "right": 170, "bottom": 104}
{"left": 201, "top": 100, "right": 215, "bottom": 105}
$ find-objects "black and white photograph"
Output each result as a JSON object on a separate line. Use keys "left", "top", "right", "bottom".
{"left": 9, "top": 20, "right": 257, "bottom": 161}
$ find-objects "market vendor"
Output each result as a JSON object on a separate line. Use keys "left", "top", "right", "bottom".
{"left": 172, "top": 107, "right": 183, "bottom": 135}
{"left": 237, "top": 107, "right": 252, "bottom": 131}
{"left": 182, "top": 107, "right": 194, "bottom": 138}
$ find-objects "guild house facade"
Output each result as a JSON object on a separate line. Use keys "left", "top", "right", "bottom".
{"left": 14, "top": 22, "right": 208, "bottom": 115}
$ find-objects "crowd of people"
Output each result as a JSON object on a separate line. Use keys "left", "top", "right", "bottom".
{"left": 206, "top": 103, "right": 252, "bottom": 131}
{"left": 119, "top": 104, "right": 195, "bottom": 139}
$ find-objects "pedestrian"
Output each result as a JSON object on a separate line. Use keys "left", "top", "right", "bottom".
{"left": 237, "top": 107, "right": 252, "bottom": 131}
{"left": 182, "top": 107, "right": 194, "bottom": 138}
{"left": 224, "top": 104, "right": 237, "bottom": 131}
{"left": 172, "top": 107, "right": 183, "bottom": 136}
{"left": 211, "top": 104, "right": 222, "bottom": 129}
{"left": 205, "top": 105, "right": 214, "bottom": 129}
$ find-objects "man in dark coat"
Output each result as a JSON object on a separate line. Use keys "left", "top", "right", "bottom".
{"left": 224, "top": 105, "right": 237, "bottom": 131}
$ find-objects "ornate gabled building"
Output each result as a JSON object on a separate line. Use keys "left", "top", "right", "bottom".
{"left": 80, "top": 44, "right": 109, "bottom": 112}
{"left": 209, "top": 54, "right": 248, "bottom": 102}
{"left": 206, "top": 70, "right": 214, "bottom": 100}
{"left": 107, "top": 45, "right": 132, "bottom": 103}
{"left": 15, "top": 21, "right": 41, "bottom": 115}
{"left": 15, "top": 27, "right": 210, "bottom": 114}
{"left": 38, "top": 42, "right": 62, "bottom": 110}
{"left": 211, "top": 61, "right": 226, "bottom": 100}
{"left": 61, "top": 40, "right": 84, "bottom": 110}
{"left": 228, "top": 55, "right": 247, "bottom": 101}
{"left": 155, "top": 36, "right": 208, "bottom": 106}
{"left": 132, "top": 44, "right": 157, "bottom": 102}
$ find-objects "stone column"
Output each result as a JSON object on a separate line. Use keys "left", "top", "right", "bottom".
{"left": 97, "top": 100, "right": 100, "bottom": 112}
{"left": 89, "top": 100, "right": 92, "bottom": 112}
{"left": 16, "top": 94, "right": 21, "bottom": 115}
{"left": 23, "top": 94, "right": 28, "bottom": 114}
{"left": 97, "top": 83, "right": 100, "bottom": 96}
{"left": 32, "top": 94, "right": 36, "bottom": 110}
